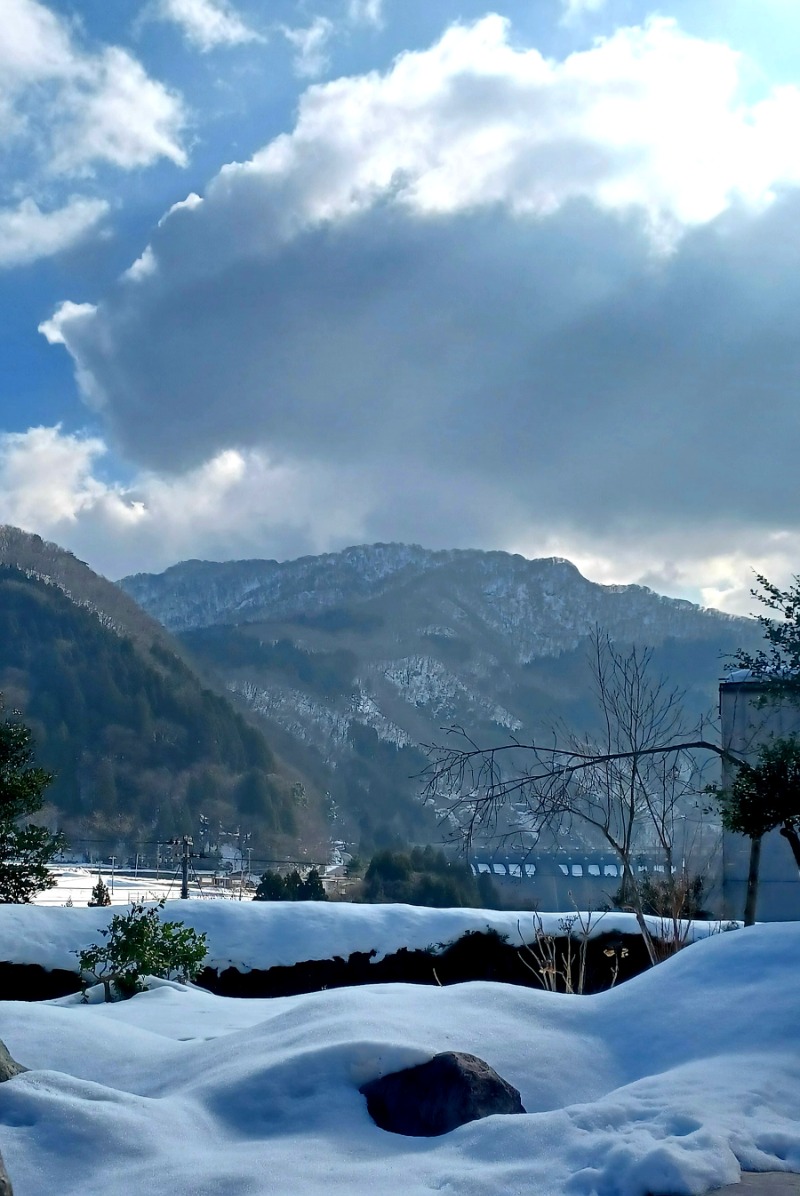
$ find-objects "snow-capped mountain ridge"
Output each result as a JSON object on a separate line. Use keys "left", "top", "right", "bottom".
{"left": 121, "top": 541, "right": 739, "bottom": 641}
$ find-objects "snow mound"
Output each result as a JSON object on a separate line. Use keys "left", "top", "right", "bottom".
{"left": 0, "top": 922, "right": 797, "bottom": 1196}
{"left": 0, "top": 898, "right": 729, "bottom": 975}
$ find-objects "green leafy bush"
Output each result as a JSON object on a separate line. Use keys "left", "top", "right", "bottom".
{"left": 78, "top": 899, "right": 208, "bottom": 1002}
{"left": 720, "top": 735, "right": 800, "bottom": 841}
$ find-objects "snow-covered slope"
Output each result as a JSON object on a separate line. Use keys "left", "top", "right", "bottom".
{"left": 0, "top": 917, "right": 797, "bottom": 1196}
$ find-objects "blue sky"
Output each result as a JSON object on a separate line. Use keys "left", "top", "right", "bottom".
{"left": 1, "top": 0, "right": 800, "bottom": 614}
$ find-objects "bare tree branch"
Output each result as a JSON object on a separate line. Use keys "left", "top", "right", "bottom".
{"left": 421, "top": 631, "right": 730, "bottom": 966}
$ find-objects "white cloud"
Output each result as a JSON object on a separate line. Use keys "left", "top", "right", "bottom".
{"left": 560, "top": 0, "right": 608, "bottom": 25}
{"left": 0, "top": 427, "right": 369, "bottom": 578}
{"left": 195, "top": 14, "right": 800, "bottom": 248}
{"left": 0, "top": 427, "right": 132, "bottom": 529}
{"left": 281, "top": 18, "right": 334, "bottom": 79}
{"left": 39, "top": 302, "right": 97, "bottom": 348}
{"left": 49, "top": 47, "right": 187, "bottom": 175}
{"left": 121, "top": 244, "right": 158, "bottom": 283}
{"left": 505, "top": 525, "right": 800, "bottom": 617}
{"left": 0, "top": 0, "right": 72, "bottom": 86}
{"left": 2, "top": 428, "right": 797, "bottom": 618}
{"left": 151, "top": 0, "right": 262, "bottom": 52}
{"left": 347, "top": 0, "right": 383, "bottom": 28}
{"left": 42, "top": 13, "right": 796, "bottom": 281}
{"left": 0, "top": 0, "right": 186, "bottom": 176}
{"left": 38, "top": 303, "right": 105, "bottom": 412}
{"left": 0, "top": 197, "right": 108, "bottom": 268}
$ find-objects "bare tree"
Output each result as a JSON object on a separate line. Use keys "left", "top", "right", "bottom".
{"left": 423, "top": 632, "right": 722, "bottom": 965}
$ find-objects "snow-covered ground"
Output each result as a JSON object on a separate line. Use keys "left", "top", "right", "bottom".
{"left": 0, "top": 911, "right": 798, "bottom": 1196}
{"left": 34, "top": 865, "right": 234, "bottom": 907}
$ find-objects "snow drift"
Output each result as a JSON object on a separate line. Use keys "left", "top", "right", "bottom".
{"left": 0, "top": 917, "right": 797, "bottom": 1196}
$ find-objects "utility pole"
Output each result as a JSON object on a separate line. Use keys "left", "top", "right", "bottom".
{"left": 180, "top": 836, "right": 192, "bottom": 899}
{"left": 238, "top": 846, "right": 253, "bottom": 901}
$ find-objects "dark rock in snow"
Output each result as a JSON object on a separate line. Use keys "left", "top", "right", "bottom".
{"left": 0, "top": 1039, "right": 26, "bottom": 1082}
{"left": 0, "top": 1152, "right": 11, "bottom": 1196}
{"left": 359, "top": 1050, "right": 526, "bottom": 1136}
{"left": 0, "top": 1039, "right": 23, "bottom": 1196}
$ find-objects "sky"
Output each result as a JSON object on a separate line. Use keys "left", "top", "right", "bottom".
{"left": 1, "top": 907, "right": 800, "bottom": 1196}
{"left": 1, "top": 1, "right": 800, "bottom": 613}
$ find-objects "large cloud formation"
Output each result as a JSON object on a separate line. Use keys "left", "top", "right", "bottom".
{"left": 36, "top": 15, "right": 800, "bottom": 605}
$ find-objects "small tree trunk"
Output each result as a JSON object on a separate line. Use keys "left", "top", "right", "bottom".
{"left": 620, "top": 859, "right": 658, "bottom": 966}
{"left": 779, "top": 823, "right": 800, "bottom": 871}
{"left": 743, "top": 835, "right": 762, "bottom": 926}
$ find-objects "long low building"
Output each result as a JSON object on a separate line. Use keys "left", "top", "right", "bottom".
{"left": 470, "top": 852, "right": 697, "bottom": 912}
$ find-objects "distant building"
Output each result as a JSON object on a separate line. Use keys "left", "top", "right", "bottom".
{"left": 470, "top": 851, "right": 663, "bottom": 910}
{"left": 720, "top": 674, "right": 800, "bottom": 921}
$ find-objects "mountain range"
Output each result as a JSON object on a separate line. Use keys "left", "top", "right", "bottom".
{"left": 121, "top": 543, "right": 760, "bottom": 852}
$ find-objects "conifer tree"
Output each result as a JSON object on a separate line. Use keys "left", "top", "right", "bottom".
{"left": 298, "top": 867, "right": 328, "bottom": 900}
{"left": 88, "top": 876, "right": 112, "bottom": 907}
{"left": 0, "top": 698, "right": 61, "bottom": 903}
{"left": 253, "top": 870, "right": 285, "bottom": 900}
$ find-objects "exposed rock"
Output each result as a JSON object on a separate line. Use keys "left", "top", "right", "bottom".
{"left": 0, "top": 1039, "right": 26, "bottom": 1082}
{"left": 0, "top": 1151, "right": 11, "bottom": 1196}
{"left": 359, "top": 1050, "right": 526, "bottom": 1137}
{"left": 0, "top": 1039, "right": 23, "bottom": 1195}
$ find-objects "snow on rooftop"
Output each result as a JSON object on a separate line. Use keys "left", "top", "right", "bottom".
{"left": 0, "top": 920, "right": 797, "bottom": 1196}
{"left": 722, "top": 667, "right": 798, "bottom": 684}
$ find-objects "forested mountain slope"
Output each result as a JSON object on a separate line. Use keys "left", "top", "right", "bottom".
{"left": 0, "top": 525, "right": 175, "bottom": 655}
{"left": 0, "top": 529, "right": 317, "bottom": 853}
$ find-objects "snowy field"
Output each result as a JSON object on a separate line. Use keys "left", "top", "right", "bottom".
{"left": 34, "top": 865, "right": 224, "bottom": 907}
{"left": 0, "top": 915, "right": 798, "bottom": 1196}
